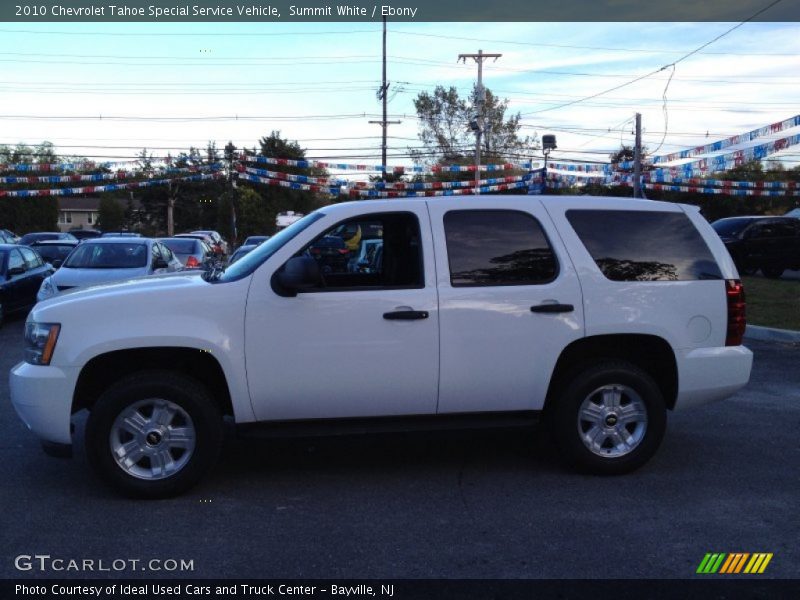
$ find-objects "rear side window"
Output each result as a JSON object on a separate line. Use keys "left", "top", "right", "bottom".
{"left": 566, "top": 209, "right": 722, "bottom": 282}
{"left": 444, "top": 210, "right": 558, "bottom": 286}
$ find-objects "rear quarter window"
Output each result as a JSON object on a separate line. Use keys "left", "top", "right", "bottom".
{"left": 566, "top": 209, "right": 722, "bottom": 282}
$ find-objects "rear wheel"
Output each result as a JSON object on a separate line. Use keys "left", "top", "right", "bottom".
{"left": 86, "top": 370, "right": 222, "bottom": 498}
{"left": 761, "top": 265, "right": 784, "bottom": 279}
{"left": 550, "top": 361, "right": 666, "bottom": 475}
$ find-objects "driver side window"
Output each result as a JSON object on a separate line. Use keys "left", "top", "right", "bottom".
{"left": 297, "top": 212, "right": 423, "bottom": 291}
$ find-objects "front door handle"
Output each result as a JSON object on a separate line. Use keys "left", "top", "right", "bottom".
{"left": 530, "top": 303, "right": 574, "bottom": 314}
{"left": 383, "top": 310, "right": 429, "bottom": 320}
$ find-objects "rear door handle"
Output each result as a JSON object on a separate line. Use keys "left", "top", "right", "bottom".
{"left": 530, "top": 303, "right": 574, "bottom": 314}
{"left": 383, "top": 310, "right": 429, "bottom": 320}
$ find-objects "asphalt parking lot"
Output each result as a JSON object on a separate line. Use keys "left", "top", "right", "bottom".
{"left": 1, "top": 315, "right": 798, "bottom": 580}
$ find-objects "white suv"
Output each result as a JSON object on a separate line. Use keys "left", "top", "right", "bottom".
{"left": 10, "top": 196, "right": 753, "bottom": 498}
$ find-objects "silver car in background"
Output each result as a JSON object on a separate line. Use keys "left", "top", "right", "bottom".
{"left": 37, "top": 238, "right": 183, "bottom": 302}
{"left": 158, "top": 237, "right": 215, "bottom": 270}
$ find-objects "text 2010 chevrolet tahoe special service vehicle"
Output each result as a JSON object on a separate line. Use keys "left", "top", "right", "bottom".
{"left": 11, "top": 196, "right": 753, "bottom": 498}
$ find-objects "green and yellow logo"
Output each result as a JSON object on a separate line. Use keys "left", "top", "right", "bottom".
{"left": 696, "top": 553, "right": 773, "bottom": 574}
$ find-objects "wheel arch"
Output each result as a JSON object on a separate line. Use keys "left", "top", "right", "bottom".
{"left": 544, "top": 334, "right": 678, "bottom": 413}
{"left": 72, "top": 347, "right": 234, "bottom": 418}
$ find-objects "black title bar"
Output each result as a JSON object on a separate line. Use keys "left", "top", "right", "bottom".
{"left": 2, "top": 0, "right": 799, "bottom": 22}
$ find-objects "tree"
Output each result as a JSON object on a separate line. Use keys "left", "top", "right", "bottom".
{"left": 234, "top": 187, "right": 275, "bottom": 240}
{"left": 206, "top": 141, "right": 220, "bottom": 164}
{"left": 609, "top": 144, "right": 649, "bottom": 169}
{"left": 97, "top": 197, "right": 125, "bottom": 231}
{"left": 0, "top": 142, "right": 59, "bottom": 232}
{"left": 411, "top": 85, "right": 537, "bottom": 175}
{"left": 219, "top": 131, "right": 328, "bottom": 236}
{"left": 33, "top": 141, "right": 58, "bottom": 165}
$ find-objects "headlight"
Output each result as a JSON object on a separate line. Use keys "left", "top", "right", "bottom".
{"left": 24, "top": 322, "right": 61, "bottom": 366}
{"left": 37, "top": 277, "right": 56, "bottom": 301}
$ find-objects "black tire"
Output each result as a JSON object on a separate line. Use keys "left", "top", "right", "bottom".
{"left": 550, "top": 360, "right": 666, "bottom": 475}
{"left": 0, "top": 302, "right": 4, "bottom": 328}
{"left": 86, "top": 370, "right": 222, "bottom": 499}
{"left": 761, "top": 265, "right": 784, "bottom": 279}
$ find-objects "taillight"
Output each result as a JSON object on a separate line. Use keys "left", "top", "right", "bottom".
{"left": 337, "top": 248, "right": 350, "bottom": 255}
{"left": 185, "top": 256, "right": 200, "bottom": 268}
{"left": 310, "top": 248, "right": 321, "bottom": 254}
{"left": 725, "top": 279, "right": 746, "bottom": 346}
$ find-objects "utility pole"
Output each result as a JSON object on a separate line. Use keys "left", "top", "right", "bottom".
{"left": 459, "top": 49, "right": 502, "bottom": 192}
{"left": 633, "top": 112, "right": 642, "bottom": 198}
{"left": 224, "top": 141, "right": 238, "bottom": 247}
{"left": 369, "top": 16, "right": 400, "bottom": 181}
{"left": 166, "top": 180, "right": 178, "bottom": 237}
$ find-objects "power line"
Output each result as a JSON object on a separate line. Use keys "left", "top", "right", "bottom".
{"left": 0, "top": 113, "right": 383, "bottom": 122}
{"left": 389, "top": 29, "right": 800, "bottom": 58}
{"left": 517, "top": 0, "right": 787, "bottom": 117}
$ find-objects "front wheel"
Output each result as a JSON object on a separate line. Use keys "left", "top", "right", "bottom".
{"left": 550, "top": 361, "right": 666, "bottom": 475}
{"left": 86, "top": 371, "right": 222, "bottom": 498}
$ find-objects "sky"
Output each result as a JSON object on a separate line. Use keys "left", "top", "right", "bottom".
{"left": 1, "top": 20, "right": 799, "bottom": 176}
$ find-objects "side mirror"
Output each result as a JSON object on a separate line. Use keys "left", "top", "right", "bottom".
{"left": 51, "top": 259, "right": 63, "bottom": 269}
{"left": 272, "top": 256, "right": 321, "bottom": 297}
{"left": 153, "top": 258, "right": 169, "bottom": 270}
{"left": 7, "top": 266, "right": 25, "bottom": 277}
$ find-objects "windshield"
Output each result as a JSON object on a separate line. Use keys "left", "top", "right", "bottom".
{"left": 216, "top": 211, "right": 326, "bottom": 282}
{"left": 712, "top": 218, "right": 753, "bottom": 238}
{"left": 63, "top": 242, "right": 148, "bottom": 269}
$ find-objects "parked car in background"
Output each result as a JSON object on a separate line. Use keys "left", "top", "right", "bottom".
{"left": 101, "top": 231, "right": 143, "bottom": 238}
{"left": 158, "top": 237, "right": 214, "bottom": 270}
{"left": 712, "top": 216, "right": 800, "bottom": 278}
{"left": 0, "top": 244, "right": 52, "bottom": 327}
{"left": 243, "top": 235, "right": 270, "bottom": 246}
{"left": 1, "top": 229, "right": 20, "bottom": 244}
{"left": 228, "top": 244, "right": 257, "bottom": 265}
{"left": 191, "top": 230, "right": 227, "bottom": 255}
{"left": 36, "top": 238, "right": 183, "bottom": 302}
{"left": 29, "top": 239, "right": 80, "bottom": 269}
{"left": 69, "top": 229, "right": 103, "bottom": 240}
{"left": 308, "top": 235, "right": 350, "bottom": 273}
{"left": 176, "top": 233, "right": 223, "bottom": 257}
{"left": 18, "top": 232, "right": 78, "bottom": 246}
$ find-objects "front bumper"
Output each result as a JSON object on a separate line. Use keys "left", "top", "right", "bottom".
{"left": 10, "top": 361, "right": 79, "bottom": 446}
{"left": 674, "top": 345, "right": 754, "bottom": 410}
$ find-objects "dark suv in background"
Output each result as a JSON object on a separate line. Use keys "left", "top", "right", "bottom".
{"left": 712, "top": 216, "right": 800, "bottom": 278}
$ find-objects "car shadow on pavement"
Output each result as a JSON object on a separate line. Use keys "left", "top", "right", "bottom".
{"left": 213, "top": 424, "right": 563, "bottom": 482}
